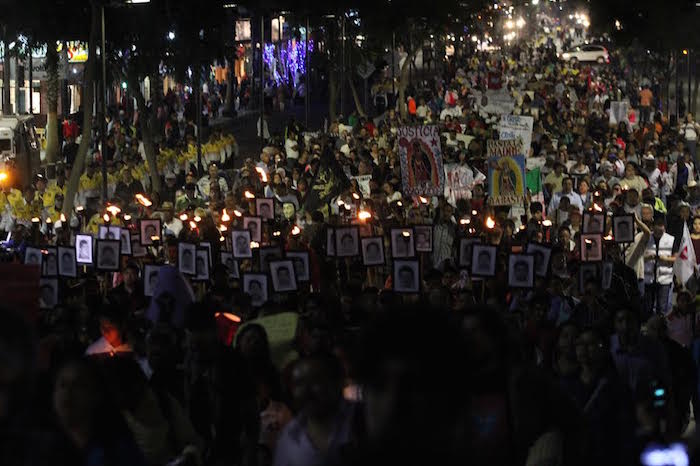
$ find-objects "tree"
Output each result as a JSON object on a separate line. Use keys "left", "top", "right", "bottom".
{"left": 62, "top": 1, "right": 98, "bottom": 217}
{"left": 44, "top": 45, "right": 60, "bottom": 163}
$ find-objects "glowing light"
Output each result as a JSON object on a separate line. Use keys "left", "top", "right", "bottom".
{"left": 244, "top": 190, "right": 255, "bottom": 199}
{"left": 189, "top": 221, "right": 197, "bottom": 229}
{"left": 419, "top": 196, "right": 428, "bottom": 204}
{"left": 486, "top": 217, "right": 496, "bottom": 229}
{"left": 135, "top": 193, "right": 152, "bottom": 207}
{"left": 0, "top": 172, "right": 7, "bottom": 182}
{"left": 401, "top": 230, "right": 411, "bottom": 237}
{"left": 123, "top": 214, "right": 132, "bottom": 221}
{"left": 103, "top": 213, "right": 110, "bottom": 222}
{"left": 106, "top": 204, "right": 121, "bottom": 216}
{"left": 397, "top": 201, "right": 403, "bottom": 207}
{"left": 291, "top": 225, "right": 301, "bottom": 236}
{"left": 250, "top": 241, "right": 260, "bottom": 249}
{"left": 220, "top": 236, "right": 225, "bottom": 242}
{"left": 358, "top": 211, "right": 372, "bottom": 220}
{"left": 585, "top": 238, "right": 593, "bottom": 245}
{"left": 150, "top": 235, "right": 160, "bottom": 242}
{"left": 46, "top": 217, "right": 52, "bottom": 224}
{"left": 460, "top": 218, "right": 470, "bottom": 225}
{"left": 516, "top": 17, "right": 526, "bottom": 28}
{"left": 519, "top": 224, "right": 526, "bottom": 230}
{"left": 337, "top": 199, "right": 345, "bottom": 206}
{"left": 273, "top": 230, "right": 281, "bottom": 237}
{"left": 542, "top": 219, "right": 553, "bottom": 227}
{"left": 179, "top": 213, "right": 188, "bottom": 221}
{"left": 221, "top": 209, "right": 231, "bottom": 222}
{"left": 683, "top": 49, "right": 689, "bottom": 56}
{"left": 76, "top": 205, "right": 85, "bottom": 212}
{"left": 262, "top": 39, "right": 315, "bottom": 85}
{"left": 60, "top": 213, "right": 67, "bottom": 223}
{"left": 505, "top": 19, "right": 514, "bottom": 29}
{"left": 194, "top": 215, "right": 202, "bottom": 223}
{"left": 215, "top": 312, "right": 242, "bottom": 323}
{"left": 233, "top": 209, "right": 243, "bottom": 217}
{"left": 352, "top": 192, "right": 360, "bottom": 200}
{"left": 219, "top": 224, "right": 228, "bottom": 232}
{"left": 593, "top": 203, "right": 603, "bottom": 212}
{"left": 531, "top": 0, "right": 539, "bottom": 4}
{"left": 255, "top": 166, "right": 268, "bottom": 182}
{"left": 604, "top": 234, "right": 614, "bottom": 241}
{"left": 471, "top": 210, "right": 478, "bottom": 216}
{"left": 31, "top": 217, "right": 40, "bottom": 223}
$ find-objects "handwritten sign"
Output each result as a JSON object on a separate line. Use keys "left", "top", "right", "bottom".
{"left": 487, "top": 140, "right": 526, "bottom": 206}
{"left": 499, "top": 115, "right": 534, "bottom": 155}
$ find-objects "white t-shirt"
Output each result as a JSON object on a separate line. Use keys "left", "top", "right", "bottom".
{"left": 285, "top": 138, "right": 299, "bottom": 160}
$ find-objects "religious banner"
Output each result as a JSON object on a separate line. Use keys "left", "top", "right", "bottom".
{"left": 609, "top": 101, "right": 630, "bottom": 126}
{"left": 443, "top": 163, "right": 485, "bottom": 206}
{"left": 499, "top": 115, "right": 534, "bottom": 155}
{"left": 351, "top": 175, "right": 372, "bottom": 197}
{"left": 487, "top": 139, "right": 527, "bottom": 206}
{"left": 398, "top": 126, "right": 445, "bottom": 197}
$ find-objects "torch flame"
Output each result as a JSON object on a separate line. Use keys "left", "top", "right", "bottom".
{"left": 486, "top": 217, "right": 496, "bottom": 229}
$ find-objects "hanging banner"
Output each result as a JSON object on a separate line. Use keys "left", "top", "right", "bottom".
{"left": 499, "top": 115, "right": 534, "bottom": 155}
{"left": 351, "top": 175, "right": 372, "bottom": 197}
{"left": 487, "top": 139, "right": 527, "bottom": 206}
{"left": 398, "top": 126, "right": 445, "bottom": 197}
{"left": 609, "top": 101, "right": 629, "bottom": 126}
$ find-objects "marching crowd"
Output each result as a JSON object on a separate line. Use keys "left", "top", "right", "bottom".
{"left": 4, "top": 29, "right": 700, "bottom": 466}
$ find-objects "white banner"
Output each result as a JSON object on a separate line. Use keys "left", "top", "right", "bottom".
{"left": 499, "top": 115, "right": 534, "bottom": 156}
{"left": 351, "top": 175, "right": 372, "bottom": 197}
{"left": 609, "top": 101, "right": 629, "bottom": 126}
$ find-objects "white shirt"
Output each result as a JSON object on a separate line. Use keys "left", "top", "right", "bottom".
{"left": 285, "top": 138, "right": 299, "bottom": 160}
{"left": 644, "top": 232, "right": 675, "bottom": 285}
{"left": 164, "top": 218, "right": 183, "bottom": 237}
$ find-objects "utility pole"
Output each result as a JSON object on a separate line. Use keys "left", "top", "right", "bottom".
{"left": 28, "top": 46, "right": 33, "bottom": 114}
{"left": 688, "top": 49, "right": 692, "bottom": 116}
{"left": 340, "top": 14, "right": 345, "bottom": 117}
{"left": 391, "top": 32, "right": 396, "bottom": 106}
{"left": 101, "top": 4, "right": 108, "bottom": 203}
{"left": 260, "top": 14, "right": 265, "bottom": 150}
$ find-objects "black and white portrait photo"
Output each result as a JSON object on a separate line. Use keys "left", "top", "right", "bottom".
{"left": 613, "top": 215, "right": 635, "bottom": 244}
{"left": 140, "top": 219, "right": 162, "bottom": 245}
{"left": 285, "top": 251, "right": 310, "bottom": 282}
{"left": 232, "top": 230, "right": 253, "bottom": 259}
{"left": 471, "top": 244, "right": 498, "bottom": 277}
{"left": 256, "top": 198, "right": 275, "bottom": 220}
{"left": 459, "top": 238, "right": 480, "bottom": 268}
{"left": 39, "top": 278, "right": 58, "bottom": 309}
{"left": 195, "top": 249, "right": 210, "bottom": 281}
{"left": 583, "top": 212, "right": 605, "bottom": 234}
{"left": 270, "top": 260, "right": 298, "bottom": 292}
{"left": 58, "top": 246, "right": 77, "bottom": 278}
{"left": 361, "top": 237, "right": 385, "bottom": 266}
{"left": 581, "top": 234, "right": 603, "bottom": 262}
{"left": 391, "top": 228, "right": 415, "bottom": 258}
{"left": 221, "top": 252, "right": 239, "bottom": 279}
{"left": 131, "top": 235, "right": 147, "bottom": 258}
{"left": 178, "top": 242, "right": 197, "bottom": 275}
{"left": 199, "top": 242, "right": 213, "bottom": 267}
{"left": 259, "top": 246, "right": 283, "bottom": 273}
{"left": 601, "top": 262, "right": 613, "bottom": 290}
{"left": 96, "top": 240, "right": 120, "bottom": 271}
{"left": 98, "top": 225, "right": 122, "bottom": 240}
{"left": 508, "top": 254, "right": 535, "bottom": 288}
{"left": 335, "top": 227, "right": 360, "bottom": 257}
{"left": 326, "top": 228, "right": 335, "bottom": 256}
{"left": 526, "top": 243, "right": 552, "bottom": 278}
{"left": 243, "top": 273, "right": 268, "bottom": 307}
{"left": 579, "top": 263, "right": 599, "bottom": 294}
{"left": 393, "top": 260, "right": 420, "bottom": 293}
{"left": 120, "top": 228, "right": 132, "bottom": 255}
{"left": 24, "top": 246, "right": 42, "bottom": 266}
{"left": 243, "top": 216, "right": 262, "bottom": 243}
{"left": 144, "top": 265, "right": 161, "bottom": 297}
{"left": 42, "top": 247, "right": 58, "bottom": 277}
{"left": 414, "top": 225, "right": 433, "bottom": 253}
{"left": 75, "top": 234, "right": 93, "bottom": 264}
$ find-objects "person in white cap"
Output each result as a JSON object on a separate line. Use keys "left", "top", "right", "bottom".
{"left": 642, "top": 154, "right": 661, "bottom": 196}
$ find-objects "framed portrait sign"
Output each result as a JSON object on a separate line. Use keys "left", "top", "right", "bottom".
{"left": 335, "top": 227, "right": 360, "bottom": 258}
{"left": 42, "top": 247, "right": 58, "bottom": 277}
{"left": 243, "top": 216, "right": 262, "bottom": 243}
{"left": 361, "top": 237, "right": 385, "bottom": 266}
{"left": 57, "top": 246, "right": 77, "bottom": 278}
{"left": 601, "top": 261, "right": 613, "bottom": 291}
{"left": 144, "top": 264, "right": 161, "bottom": 297}
{"left": 178, "top": 242, "right": 197, "bottom": 275}
{"left": 525, "top": 243, "right": 552, "bottom": 278}
{"left": 120, "top": 229, "right": 132, "bottom": 255}
{"left": 583, "top": 212, "right": 605, "bottom": 235}
{"left": 414, "top": 225, "right": 433, "bottom": 253}
{"left": 580, "top": 233, "right": 603, "bottom": 262}
{"left": 95, "top": 240, "right": 121, "bottom": 272}
{"left": 390, "top": 228, "right": 415, "bottom": 259}
{"left": 199, "top": 242, "right": 213, "bottom": 267}
{"left": 459, "top": 238, "right": 480, "bottom": 268}
{"left": 39, "top": 278, "right": 58, "bottom": 309}
{"left": 98, "top": 225, "right": 122, "bottom": 240}
{"left": 256, "top": 198, "right": 275, "bottom": 221}
{"left": 243, "top": 273, "right": 269, "bottom": 307}
{"left": 259, "top": 246, "right": 283, "bottom": 273}
{"left": 24, "top": 246, "right": 42, "bottom": 266}
{"left": 221, "top": 252, "right": 239, "bottom": 279}
{"left": 507, "top": 254, "right": 535, "bottom": 288}
{"left": 269, "top": 260, "right": 298, "bottom": 292}
{"left": 612, "top": 215, "right": 635, "bottom": 244}
{"left": 194, "top": 249, "right": 210, "bottom": 281}
{"left": 579, "top": 263, "right": 599, "bottom": 294}
{"left": 471, "top": 244, "right": 498, "bottom": 278}
{"left": 393, "top": 259, "right": 420, "bottom": 293}
{"left": 139, "top": 219, "right": 162, "bottom": 245}
{"left": 75, "top": 235, "right": 94, "bottom": 265}
{"left": 232, "top": 230, "right": 253, "bottom": 259}
{"left": 285, "top": 251, "right": 310, "bottom": 282}
{"left": 131, "top": 235, "right": 147, "bottom": 258}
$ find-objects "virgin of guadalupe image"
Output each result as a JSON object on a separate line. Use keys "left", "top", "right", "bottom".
{"left": 400, "top": 138, "right": 434, "bottom": 186}
{"left": 496, "top": 158, "right": 517, "bottom": 196}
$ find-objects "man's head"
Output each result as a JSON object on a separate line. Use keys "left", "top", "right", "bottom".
{"left": 277, "top": 266, "right": 291, "bottom": 287}
{"left": 235, "top": 235, "right": 249, "bottom": 252}
{"left": 477, "top": 250, "right": 491, "bottom": 269}
{"left": 60, "top": 252, "right": 72, "bottom": 270}
{"left": 398, "top": 265, "right": 415, "bottom": 289}
{"left": 208, "top": 163, "right": 219, "bottom": 179}
{"left": 182, "top": 249, "right": 193, "bottom": 267}
{"left": 341, "top": 233, "right": 354, "bottom": 251}
{"left": 292, "top": 354, "right": 344, "bottom": 419}
{"left": 561, "top": 177, "right": 573, "bottom": 194}
{"left": 653, "top": 214, "right": 666, "bottom": 238}
{"left": 513, "top": 260, "right": 528, "bottom": 282}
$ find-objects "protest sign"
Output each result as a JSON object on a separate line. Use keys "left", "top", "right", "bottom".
{"left": 351, "top": 175, "right": 372, "bottom": 197}
{"left": 443, "top": 163, "right": 485, "bottom": 206}
{"left": 609, "top": 101, "right": 629, "bottom": 126}
{"left": 237, "top": 312, "right": 299, "bottom": 368}
{"left": 398, "top": 126, "right": 445, "bottom": 197}
{"left": 499, "top": 115, "right": 534, "bottom": 155}
{"left": 487, "top": 139, "right": 527, "bottom": 206}
{"left": 481, "top": 90, "right": 516, "bottom": 115}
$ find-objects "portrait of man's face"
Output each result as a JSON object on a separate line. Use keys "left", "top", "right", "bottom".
{"left": 196, "top": 257, "right": 206, "bottom": 276}
{"left": 340, "top": 234, "right": 354, "bottom": 252}
{"left": 478, "top": 251, "right": 491, "bottom": 270}
{"left": 27, "top": 252, "right": 40, "bottom": 265}
{"left": 182, "top": 250, "right": 193, "bottom": 269}
{"left": 366, "top": 242, "right": 380, "bottom": 260}
{"left": 101, "top": 247, "right": 116, "bottom": 266}
{"left": 292, "top": 258, "right": 304, "bottom": 277}
{"left": 79, "top": 241, "right": 89, "bottom": 258}
{"left": 148, "top": 271, "right": 159, "bottom": 291}
{"left": 398, "top": 266, "right": 415, "bottom": 289}
{"left": 45, "top": 253, "right": 57, "bottom": 271}
{"left": 61, "top": 253, "right": 73, "bottom": 270}
{"left": 277, "top": 266, "right": 292, "bottom": 288}
{"left": 248, "top": 280, "right": 263, "bottom": 302}
{"left": 145, "top": 225, "right": 157, "bottom": 239}
{"left": 248, "top": 221, "right": 258, "bottom": 237}
{"left": 225, "top": 258, "right": 234, "bottom": 271}
{"left": 514, "top": 262, "right": 528, "bottom": 283}
{"left": 40, "top": 284, "right": 55, "bottom": 307}
{"left": 235, "top": 235, "right": 250, "bottom": 253}
{"left": 417, "top": 232, "right": 428, "bottom": 247}
{"left": 259, "top": 203, "right": 272, "bottom": 219}
{"left": 395, "top": 234, "right": 411, "bottom": 256}
{"left": 588, "top": 216, "right": 601, "bottom": 232}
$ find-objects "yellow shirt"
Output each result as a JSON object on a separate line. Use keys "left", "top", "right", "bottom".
{"left": 544, "top": 172, "right": 565, "bottom": 193}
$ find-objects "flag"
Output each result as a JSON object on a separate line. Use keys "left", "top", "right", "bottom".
{"left": 674, "top": 222, "right": 697, "bottom": 292}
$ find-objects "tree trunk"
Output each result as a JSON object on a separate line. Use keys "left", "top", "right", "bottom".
{"left": 692, "top": 72, "right": 700, "bottom": 116}
{"left": 62, "top": 1, "right": 98, "bottom": 217}
{"left": 45, "top": 45, "right": 60, "bottom": 163}
{"left": 128, "top": 69, "right": 161, "bottom": 194}
{"left": 348, "top": 76, "right": 366, "bottom": 118}
{"left": 398, "top": 48, "right": 418, "bottom": 120}
{"left": 224, "top": 57, "right": 234, "bottom": 114}
{"left": 328, "top": 68, "right": 338, "bottom": 123}
{"left": 2, "top": 36, "right": 11, "bottom": 115}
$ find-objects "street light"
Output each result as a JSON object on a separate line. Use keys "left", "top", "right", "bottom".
{"left": 167, "top": 31, "right": 175, "bottom": 41}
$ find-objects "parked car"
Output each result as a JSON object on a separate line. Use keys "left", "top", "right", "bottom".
{"left": 561, "top": 44, "right": 610, "bottom": 63}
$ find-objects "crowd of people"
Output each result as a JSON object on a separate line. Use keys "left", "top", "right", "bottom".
{"left": 5, "top": 25, "right": 700, "bottom": 466}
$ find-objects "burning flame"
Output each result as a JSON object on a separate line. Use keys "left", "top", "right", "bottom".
{"left": 402, "top": 230, "right": 411, "bottom": 237}
{"left": 31, "top": 217, "right": 40, "bottom": 223}
{"left": 215, "top": 312, "right": 242, "bottom": 323}
{"left": 358, "top": 211, "right": 372, "bottom": 220}
{"left": 352, "top": 192, "right": 360, "bottom": 200}
{"left": 135, "top": 194, "right": 152, "bottom": 207}
{"left": 179, "top": 213, "right": 188, "bottom": 221}
{"left": 419, "top": 196, "right": 428, "bottom": 204}
{"left": 189, "top": 221, "right": 197, "bottom": 229}
{"left": 123, "top": 214, "right": 132, "bottom": 221}
{"left": 459, "top": 218, "right": 470, "bottom": 225}
{"left": 486, "top": 217, "right": 496, "bottom": 229}
{"left": 273, "top": 230, "right": 281, "bottom": 237}
{"left": 542, "top": 219, "right": 553, "bottom": 227}
{"left": 221, "top": 209, "right": 231, "bottom": 222}
{"left": 291, "top": 225, "right": 301, "bottom": 236}
{"left": 60, "top": 213, "right": 67, "bottom": 223}
{"left": 106, "top": 205, "right": 121, "bottom": 216}
{"left": 219, "top": 224, "right": 228, "bottom": 232}
{"left": 103, "top": 213, "right": 110, "bottom": 222}
{"left": 255, "top": 166, "right": 268, "bottom": 183}
{"left": 194, "top": 215, "right": 202, "bottom": 223}
{"left": 244, "top": 190, "right": 255, "bottom": 199}
{"left": 46, "top": 217, "right": 52, "bottom": 224}
{"left": 250, "top": 241, "right": 260, "bottom": 249}
{"left": 233, "top": 209, "right": 242, "bottom": 217}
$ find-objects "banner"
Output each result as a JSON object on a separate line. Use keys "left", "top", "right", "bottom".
{"left": 303, "top": 151, "right": 350, "bottom": 215}
{"left": 479, "top": 90, "right": 515, "bottom": 115}
{"left": 499, "top": 115, "right": 534, "bottom": 155}
{"left": 443, "top": 163, "right": 485, "bottom": 206}
{"left": 487, "top": 140, "right": 527, "bottom": 206}
{"left": 609, "top": 101, "right": 629, "bottom": 126}
{"left": 398, "top": 126, "right": 445, "bottom": 197}
{"left": 351, "top": 175, "right": 372, "bottom": 197}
